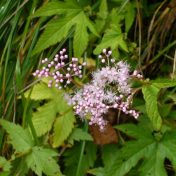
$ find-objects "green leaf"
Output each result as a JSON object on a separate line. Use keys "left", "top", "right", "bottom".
{"left": 151, "top": 79, "right": 176, "bottom": 89}
{"left": 139, "top": 143, "right": 167, "bottom": 176}
{"left": 64, "top": 142, "right": 97, "bottom": 176}
{"left": 26, "top": 146, "right": 61, "bottom": 176}
{"left": 32, "top": 15, "right": 75, "bottom": 55}
{"left": 32, "top": 0, "right": 81, "bottom": 17}
{"left": 94, "top": 24, "right": 128, "bottom": 54}
{"left": 32, "top": 0, "right": 98, "bottom": 56}
{"left": 68, "top": 128, "right": 93, "bottom": 144}
{"left": 125, "top": 2, "right": 135, "bottom": 32}
{"left": 115, "top": 123, "right": 152, "bottom": 140}
{"left": 25, "top": 82, "right": 72, "bottom": 136}
{"left": 102, "top": 144, "right": 120, "bottom": 170}
{"left": 0, "top": 156, "right": 11, "bottom": 176}
{"left": 32, "top": 101, "right": 56, "bottom": 136}
{"left": 142, "top": 85, "right": 162, "bottom": 131}
{"left": 95, "top": 0, "right": 108, "bottom": 33}
{"left": 11, "top": 158, "right": 28, "bottom": 176}
{"left": 0, "top": 120, "right": 34, "bottom": 153}
{"left": 52, "top": 110, "right": 75, "bottom": 147}
{"left": 106, "top": 140, "right": 156, "bottom": 176}
{"left": 88, "top": 167, "right": 105, "bottom": 176}
{"left": 24, "top": 83, "right": 56, "bottom": 100}
{"left": 106, "top": 119, "right": 176, "bottom": 176}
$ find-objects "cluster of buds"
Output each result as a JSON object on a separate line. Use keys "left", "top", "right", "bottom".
{"left": 33, "top": 48, "right": 86, "bottom": 89}
{"left": 67, "top": 49, "right": 142, "bottom": 130}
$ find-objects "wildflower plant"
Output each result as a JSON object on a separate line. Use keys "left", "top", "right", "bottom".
{"left": 68, "top": 49, "right": 142, "bottom": 130}
{"left": 33, "top": 48, "right": 86, "bottom": 89}
{"left": 34, "top": 48, "right": 143, "bottom": 131}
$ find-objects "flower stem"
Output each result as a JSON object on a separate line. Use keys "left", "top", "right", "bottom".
{"left": 75, "top": 121, "right": 88, "bottom": 176}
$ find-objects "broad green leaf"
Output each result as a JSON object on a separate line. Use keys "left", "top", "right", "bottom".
{"left": 32, "top": 0, "right": 98, "bottom": 56}
{"left": 142, "top": 85, "right": 162, "bottom": 131}
{"left": 0, "top": 120, "right": 34, "bottom": 153}
{"left": 64, "top": 142, "right": 97, "bottom": 176}
{"left": 94, "top": 24, "right": 128, "bottom": 54}
{"left": 68, "top": 128, "right": 93, "bottom": 144}
{"left": 151, "top": 79, "right": 176, "bottom": 89}
{"left": 125, "top": 2, "right": 135, "bottom": 32}
{"left": 25, "top": 83, "right": 72, "bottom": 136}
{"left": 26, "top": 146, "right": 61, "bottom": 176}
{"left": 102, "top": 144, "right": 120, "bottom": 170}
{"left": 33, "top": 0, "right": 81, "bottom": 17}
{"left": 115, "top": 123, "right": 152, "bottom": 140}
{"left": 106, "top": 140, "right": 155, "bottom": 176}
{"left": 32, "top": 15, "right": 75, "bottom": 55}
{"left": 95, "top": 0, "right": 108, "bottom": 33}
{"left": 24, "top": 83, "right": 56, "bottom": 100}
{"left": 73, "top": 11, "right": 99, "bottom": 56}
{"left": 0, "top": 156, "right": 11, "bottom": 176}
{"left": 160, "top": 131, "right": 176, "bottom": 168}
{"left": 52, "top": 110, "right": 75, "bottom": 147}
{"left": 106, "top": 119, "right": 176, "bottom": 176}
{"left": 139, "top": 144, "right": 167, "bottom": 176}
{"left": 32, "top": 101, "right": 56, "bottom": 136}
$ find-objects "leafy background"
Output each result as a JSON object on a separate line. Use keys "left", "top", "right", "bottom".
{"left": 1, "top": 0, "right": 176, "bottom": 175}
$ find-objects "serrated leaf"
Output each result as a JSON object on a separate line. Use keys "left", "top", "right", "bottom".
{"left": 32, "top": 0, "right": 98, "bottom": 56}
{"left": 24, "top": 82, "right": 56, "bottom": 100}
{"left": 139, "top": 144, "right": 167, "bottom": 176}
{"left": 151, "top": 79, "right": 176, "bottom": 89}
{"left": 102, "top": 144, "right": 119, "bottom": 170}
{"left": 0, "top": 156, "right": 11, "bottom": 176}
{"left": 32, "top": 0, "right": 81, "bottom": 17}
{"left": 115, "top": 122, "right": 152, "bottom": 140}
{"left": 52, "top": 110, "right": 75, "bottom": 147}
{"left": 0, "top": 120, "right": 34, "bottom": 153}
{"left": 94, "top": 24, "right": 128, "bottom": 54}
{"left": 160, "top": 131, "right": 176, "bottom": 168}
{"left": 32, "top": 101, "right": 56, "bottom": 136}
{"left": 64, "top": 142, "right": 97, "bottom": 176}
{"left": 25, "top": 83, "right": 71, "bottom": 136}
{"left": 106, "top": 119, "right": 176, "bottom": 176}
{"left": 95, "top": 0, "right": 108, "bottom": 33}
{"left": 106, "top": 140, "right": 155, "bottom": 176}
{"left": 142, "top": 85, "right": 162, "bottom": 131}
{"left": 73, "top": 11, "right": 99, "bottom": 56}
{"left": 26, "top": 146, "right": 61, "bottom": 176}
{"left": 32, "top": 15, "right": 75, "bottom": 55}
{"left": 68, "top": 128, "right": 93, "bottom": 144}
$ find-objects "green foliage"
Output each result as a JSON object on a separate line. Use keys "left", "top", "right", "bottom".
{"left": 52, "top": 111, "right": 75, "bottom": 148}
{"left": 94, "top": 24, "right": 128, "bottom": 55}
{"left": 106, "top": 117, "right": 176, "bottom": 176}
{"left": 0, "top": 119, "right": 61, "bottom": 175}
{"left": 1, "top": 0, "right": 176, "bottom": 175}
{"left": 64, "top": 142, "right": 97, "bottom": 176}
{"left": 26, "top": 146, "right": 61, "bottom": 176}
{"left": 32, "top": 0, "right": 98, "bottom": 57}
{"left": 25, "top": 82, "right": 75, "bottom": 146}
{"left": 0, "top": 119, "right": 34, "bottom": 153}
{"left": 68, "top": 128, "right": 93, "bottom": 145}
{"left": 142, "top": 80, "right": 176, "bottom": 131}
{"left": 142, "top": 85, "right": 162, "bottom": 131}
{"left": 0, "top": 156, "right": 11, "bottom": 176}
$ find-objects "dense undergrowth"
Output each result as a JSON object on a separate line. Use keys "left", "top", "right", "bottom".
{"left": 1, "top": 0, "right": 176, "bottom": 175}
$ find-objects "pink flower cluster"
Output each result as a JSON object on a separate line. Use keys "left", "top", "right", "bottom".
{"left": 68, "top": 49, "right": 142, "bottom": 130}
{"left": 33, "top": 48, "right": 86, "bottom": 89}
